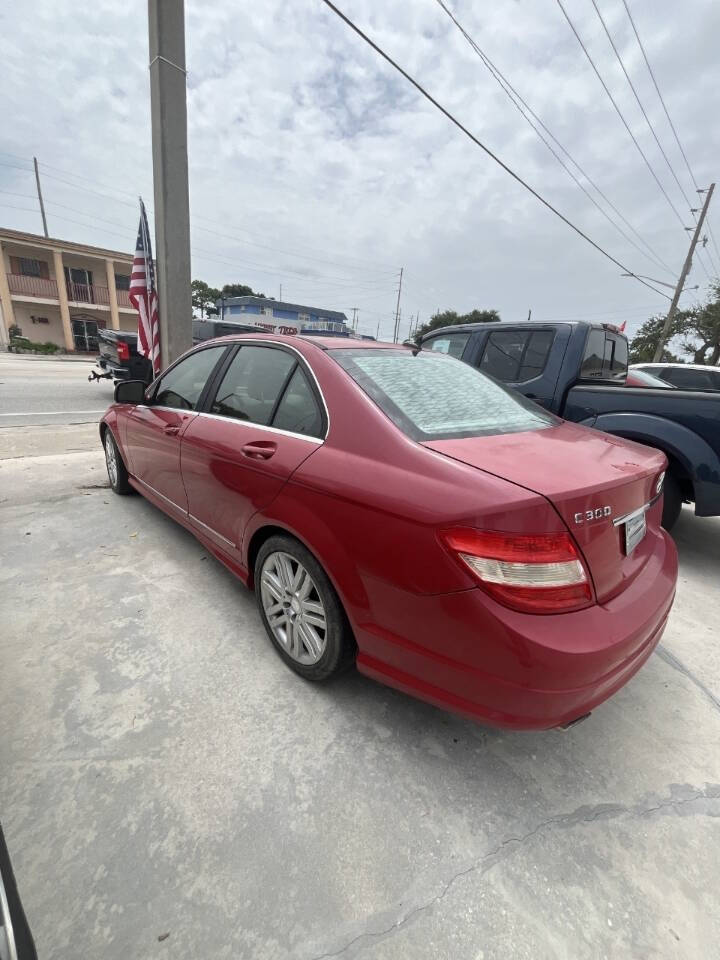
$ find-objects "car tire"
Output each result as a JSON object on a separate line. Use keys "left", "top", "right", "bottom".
{"left": 255, "top": 534, "right": 355, "bottom": 681}
{"left": 661, "top": 471, "right": 682, "bottom": 531}
{"left": 103, "top": 429, "right": 131, "bottom": 495}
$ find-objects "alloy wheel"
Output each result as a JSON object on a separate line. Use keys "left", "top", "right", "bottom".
{"left": 259, "top": 551, "right": 328, "bottom": 665}
{"left": 105, "top": 433, "right": 118, "bottom": 487}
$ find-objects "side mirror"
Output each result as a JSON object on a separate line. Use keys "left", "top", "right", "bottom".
{"left": 114, "top": 379, "right": 147, "bottom": 405}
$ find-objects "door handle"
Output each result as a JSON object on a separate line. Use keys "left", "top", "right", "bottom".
{"left": 242, "top": 440, "right": 277, "bottom": 460}
{"left": 164, "top": 424, "right": 181, "bottom": 436}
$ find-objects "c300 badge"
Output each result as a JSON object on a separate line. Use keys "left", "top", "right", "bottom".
{"left": 574, "top": 506, "right": 612, "bottom": 524}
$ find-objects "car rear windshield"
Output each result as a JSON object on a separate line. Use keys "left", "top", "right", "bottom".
{"left": 333, "top": 349, "right": 558, "bottom": 441}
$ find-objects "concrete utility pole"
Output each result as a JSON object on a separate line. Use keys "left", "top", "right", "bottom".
{"left": 33, "top": 157, "right": 48, "bottom": 238}
{"left": 653, "top": 182, "right": 715, "bottom": 362}
{"left": 148, "top": 0, "right": 192, "bottom": 368}
{"left": 351, "top": 306, "right": 358, "bottom": 331}
{"left": 393, "top": 267, "right": 404, "bottom": 342}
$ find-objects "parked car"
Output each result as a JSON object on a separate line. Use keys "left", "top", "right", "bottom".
{"left": 101, "top": 334, "right": 676, "bottom": 730}
{"left": 626, "top": 368, "right": 676, "bottom": 389}
{"left": 0, "top": 824, "right": 37, "bottom": 960}
{"left": 421, "top": 321, "right": 720, "bottom": 530}
{"left": 631, "top": 362, "right": 720, "bottom": 391}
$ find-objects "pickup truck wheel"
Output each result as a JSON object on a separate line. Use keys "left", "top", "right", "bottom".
{"left": 661, "top": 472, "right": 682, "bottom": 531}
{"left": 104, "top": 430, "right": 131, "bottom": 495}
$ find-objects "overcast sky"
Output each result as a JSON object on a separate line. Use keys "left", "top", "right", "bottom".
{"left": 1, "top": 0, "right": 718, "bottom": 339}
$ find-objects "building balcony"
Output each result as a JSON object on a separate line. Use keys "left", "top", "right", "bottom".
{"left": 7, "top": 272, "right": 134, "bottom": 311}
{"left": 7, "top": 273, "right": 59, "bottom": 299}
{"left": 66, "top": 281, "right": 106, "bottom": 305}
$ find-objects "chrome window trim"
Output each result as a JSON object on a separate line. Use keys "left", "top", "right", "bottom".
{"left": 192, "top": 410, "right": 324, "bottom": 445}
{"left": 142, "top": 339, "right": 329, "bottom": 441}
{"left": 188, "top": 513, "right": 236, "bottom": 549}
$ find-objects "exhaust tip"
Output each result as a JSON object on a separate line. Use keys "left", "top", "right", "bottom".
{"left": 558, "top": 712, "right": 591, "bottom": 731}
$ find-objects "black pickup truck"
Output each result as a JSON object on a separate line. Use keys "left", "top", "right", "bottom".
{"left": 91, "top": 320, "right": 267, "bottom": 386}
{"left": 92, "top": 328, "right": 153, "bottom": 384}
{"left": 420, "top": 320, "right": 720, "bottom": 530}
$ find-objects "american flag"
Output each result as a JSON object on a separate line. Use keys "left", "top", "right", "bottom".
{"left": 129, "top": 199, "right": 161, "bottom": 376}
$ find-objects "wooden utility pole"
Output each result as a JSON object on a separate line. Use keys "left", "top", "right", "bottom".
{"left": 653, "top": 182, "right": 715, "bottom": 361}
{"left": 393, "top": 267, "right": 404, "bottom": 342}
{"left": 33, "top": 157, "right": 48, "bottom": 237}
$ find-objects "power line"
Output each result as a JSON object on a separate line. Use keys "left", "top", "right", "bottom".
{"left": 435, "top": 0, "right": 675, "bottom": 276}
{"left": 318, "top": 0, "right": 671, "bottom": 300}
{"left": 555, "top": 0, "right": 688, "bottom": 236}
{"left": 588, "top": 0, "right": 718, "bottom": 280}
{"left": 590, "top": 0, "right": 692, "bottom": 210}
{"left": 620, "top": 0, "right": 720, "bottom": 273}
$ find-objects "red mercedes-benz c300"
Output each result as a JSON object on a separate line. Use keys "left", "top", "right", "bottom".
{"left": 101, "top": 334, "right": 677, "bottom": 730}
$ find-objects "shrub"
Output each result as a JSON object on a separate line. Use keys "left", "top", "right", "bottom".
{"left": 9, "top": 338, "right": 62, "bottom": 354}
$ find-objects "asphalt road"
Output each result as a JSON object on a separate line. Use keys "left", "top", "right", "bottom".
{"left": 1, "top": 423, "right": 719, "bottom": 959}
{"left": 0, "top": 353, "right": 115, "bottom": 426}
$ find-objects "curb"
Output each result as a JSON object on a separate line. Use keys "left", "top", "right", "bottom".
{"left": 2, "top": 352, "right": 95, "bottom": 363}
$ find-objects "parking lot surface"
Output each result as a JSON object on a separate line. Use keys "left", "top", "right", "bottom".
{"left": 1, "top": 422, "right": 719, "bottom": 959}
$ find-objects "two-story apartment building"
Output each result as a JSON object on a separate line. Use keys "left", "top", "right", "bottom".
{"left": 220, "top": 295, "right": 350, "bottom": 335}
{"left": 0, "top": 227, "right": 136, "bottom": 352}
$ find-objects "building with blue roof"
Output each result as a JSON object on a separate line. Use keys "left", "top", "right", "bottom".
{"left": 217, "top": 295, "right": 350, "bottom": 336}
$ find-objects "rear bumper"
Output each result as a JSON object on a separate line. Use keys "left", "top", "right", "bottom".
{"left": 354, "top": 528, "right": 678, "bottom": 730}
{"left": 97, "top": 358, "right": 128, "bottom": 379}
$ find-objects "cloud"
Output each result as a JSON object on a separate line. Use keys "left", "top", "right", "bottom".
{"left": 0, "top": 0, "right": 718, "bottom": 339}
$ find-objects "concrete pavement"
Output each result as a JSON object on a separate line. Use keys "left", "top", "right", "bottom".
{"left": 1, "top": 423, "right": 719, "bottom": 960}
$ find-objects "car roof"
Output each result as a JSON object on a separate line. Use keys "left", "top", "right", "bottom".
{"left": 420, "top": 320, "right": 616, "bottom": 339}
{"left": 632, "top": 362, "right": 720, "bottom": 371}
{"left": 189, "top": 332, "right": 409, "bottom": 354}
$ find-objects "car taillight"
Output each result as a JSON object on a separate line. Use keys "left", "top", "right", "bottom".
{"left": 441, "top": 528, "right": 594, "bottom": 614}
{"left": 117, "top": 341, "right": 130, "bottom": 362}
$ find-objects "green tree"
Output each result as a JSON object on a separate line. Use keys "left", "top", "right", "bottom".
{"left": 191, "top": 279, "right": 221, "bottom": 318}
{"left": 414, "top": 308, "right": 500, "bottom": 344}
{"left": 628, "top": 314, "right": 684, "bottom": 363}
{"left": 680, "top": 282, "right": 720, "bottom": 364}
{"left": 629, "top": 282, "right": 720, "bottom": 364}
{"left": 221, "top": 282, "right": 264, "bottom": 299}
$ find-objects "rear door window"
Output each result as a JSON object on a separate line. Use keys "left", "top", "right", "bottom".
{"left": 478, "top": 329, "right": 555, "bottom": 383}
{"left": 662, "top": 366, "right": 718, "bottom": 390}
{"left": 271, "top": 366, "right": 323, "bottom": 437}
{"left": 210, "top": 346, "right": 295, "bottom": 424}
{"left": 426, "top": 333, "right": 470, "bottom": 359}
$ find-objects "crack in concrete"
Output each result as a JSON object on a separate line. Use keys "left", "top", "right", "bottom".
{"left": 308, "top": 785, "right": 720, "bottom": 960}
{"left": 657, "top": 644, "right": 720, "bottom": 714}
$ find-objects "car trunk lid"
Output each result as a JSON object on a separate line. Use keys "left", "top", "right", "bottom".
{"left": 423, "top": 422, "right": 666, "bottom": 603}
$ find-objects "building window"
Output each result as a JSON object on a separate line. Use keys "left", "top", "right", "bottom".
{"left": 263, "top": 306, "right": 273, "bottom": 317}
{"left": 20, "top": 258, "right": 41, "bottom": 276}
{"left": 14, "top": 257, "right": 50, "bottom": 278}
{"left": 115, "top": 274, "right": 130, "bottom": 291}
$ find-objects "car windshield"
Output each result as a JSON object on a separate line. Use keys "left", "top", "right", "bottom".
{"left": 333, "top": 348, "right": 558, "bottom": 441}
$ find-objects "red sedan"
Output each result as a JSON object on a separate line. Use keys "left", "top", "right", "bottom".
{"left": 101, "top": 334, "right": 677, "bottom": 730}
